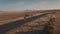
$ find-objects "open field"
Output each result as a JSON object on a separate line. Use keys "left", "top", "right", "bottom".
{"left": 0, "top": 11, "right": 42, "bottom": 25}
{"left": 0, "top": 10, "right": 60, "bottom": 34}
{"left": 6, "top": 14, "right": 52, "bottom": 34}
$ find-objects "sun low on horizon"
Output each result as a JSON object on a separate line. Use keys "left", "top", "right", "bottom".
{"left": 0, "top": 0, "right": 60, "bottom": 11}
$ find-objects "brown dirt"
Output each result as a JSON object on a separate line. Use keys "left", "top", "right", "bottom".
{"left": 0, "top": 11, "right": 42, "bottom": 25}
{"left": 55, "top": 12, "right": 60, "bottom": 34}
{"left": 0, "top": 10, "right": 60, "bottom": 34}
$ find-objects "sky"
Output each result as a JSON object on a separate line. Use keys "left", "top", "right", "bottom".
{"left": 0, "top": 0, "right": 60, "bottom": 11}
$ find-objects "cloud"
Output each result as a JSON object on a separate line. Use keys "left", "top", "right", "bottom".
{"left": 0, "top": 0, "right": 60, "bottom": 11}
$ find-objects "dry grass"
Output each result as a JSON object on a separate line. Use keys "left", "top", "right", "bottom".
{"left": 5, "top": 13, "right": 52, "bottom": 34}
{"left": 0, "top": 11, "right": 41, "bottom": 25}
{"left": 0, "top": 10, "right": 59, "bottom": 34}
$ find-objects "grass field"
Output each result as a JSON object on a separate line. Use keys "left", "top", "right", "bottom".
{"left": 0, "top": 10, "right": 60, "bottom": 34}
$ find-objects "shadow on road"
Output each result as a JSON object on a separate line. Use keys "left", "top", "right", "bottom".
{"left": 15, "top": 30, "right": 46, "bottom": 34}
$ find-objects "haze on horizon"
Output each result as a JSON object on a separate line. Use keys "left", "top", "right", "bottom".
{"left": 0, "top": 0, "right": 60, "bottom": 11}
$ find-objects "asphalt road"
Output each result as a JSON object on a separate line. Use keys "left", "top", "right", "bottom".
{"left": 16, "top": 30, "right": 46, "bottom": 34}
{"left": 0, "top": 13, "right": 48, "bottom": 34}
